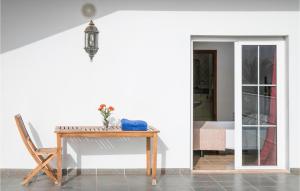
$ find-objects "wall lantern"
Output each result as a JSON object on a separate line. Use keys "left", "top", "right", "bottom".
{"left": 84, "top": 20, "right": 99, "bottom": 61}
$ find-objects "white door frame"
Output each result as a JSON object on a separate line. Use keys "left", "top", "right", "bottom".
{"left": 234, "top": 40, "right": 287, "bottom": 170}
{"left": 190, "top": 36, "right": 288, "bottom": 171}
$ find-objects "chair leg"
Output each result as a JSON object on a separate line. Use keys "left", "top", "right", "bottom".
{"left": 37, "top": 155, "right": 58, "bottom": 184}
{"left": 22, "top": 167, "right": 53, "bottom": 181}
{"left": 42, "top": 165, "right": 58, "bottom": 184}
{"left": 30, "top": 164, "right": 58, "bottom": 184}
{"left": 22, "top": 154, "right": 55, "bottom": 185}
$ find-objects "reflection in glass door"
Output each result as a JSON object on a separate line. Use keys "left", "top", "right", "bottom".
{"left": 241, "top": 45, "right": 277, "bottom": 166}
{"left": 193, "top": 50, "right": 217, "bottom": 121}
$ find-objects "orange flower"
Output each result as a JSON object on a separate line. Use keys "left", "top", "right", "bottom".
{"left": 98, "top": 104, "right": 106, "bottom": 111}
{"left": 108, "top": 106, "right": 114, "bottom": 111}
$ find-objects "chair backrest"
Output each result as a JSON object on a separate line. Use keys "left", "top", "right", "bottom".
{"left": 15, "top": 114, "right": 37, "bottom": 154}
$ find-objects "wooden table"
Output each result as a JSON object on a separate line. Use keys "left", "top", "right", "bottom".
{"left": 55, "top": 126, "right": 160, "bottom": 185}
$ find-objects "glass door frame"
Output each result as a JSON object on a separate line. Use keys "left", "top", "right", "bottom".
{"left": 234, "top": 40, "right": 287, "bottom": 170}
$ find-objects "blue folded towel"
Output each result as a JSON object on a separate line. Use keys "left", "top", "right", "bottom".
{"left": 121, "top": 118, "right": 148, "bottom": 131}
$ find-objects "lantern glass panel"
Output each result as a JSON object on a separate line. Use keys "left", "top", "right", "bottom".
{"left": 85, "top": 33, "right": 89, "bottom": 48}
{"left": 88, "top": 33, "right": 95, "bottom": 47}
{"left": 94, "top": 34, "right": 98, "bottom": 48}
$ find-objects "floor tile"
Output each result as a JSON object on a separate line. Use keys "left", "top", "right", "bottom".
{"left": 128, "top": 185, "right": 161, "bottom": 191}
{"left": 193, "top": 186, "right": 225, "bottom": 191}
{"left": 223, "top": 186, "right": 257, "bottom": 191}
{"left": 126, "top": 175, "right": 153, "bottom": 186}
{"left": 210, "top": 174, "right": 243, "bottom": 182}
{"left": 158, "top": 175, "right": 191, "bottom": 186}
{"left": 217, "top": 180, "right": 251, "bottom": 187}
{"left": 159, "top": 185, "right": 194, "bottom": 191}
{"left": 97, "top": 175, "right": 127, "bottom": 186}
{"left": 183, "top": 174, "right": 214, "bottom": 182}
{"left": 97, "top": 184, "right": 129, "bottom": 191}
{"left": 1, "top": 172, "right": 299, "bottom": 191}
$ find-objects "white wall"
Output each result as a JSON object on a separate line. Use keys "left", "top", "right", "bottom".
{"left": 2, "top": 0, "right": 299, "bottom": 53}
{"left": 193, "top": 42, "right": 234, "bottom": 121}
{"left": 1, "top": 11, "right": 299, "bottom": 169}
{"left": 0, "top": 0, "right": 3, "bottom": 163}
{"left": 0, "top": 55, "right": 3, "bottom": 167}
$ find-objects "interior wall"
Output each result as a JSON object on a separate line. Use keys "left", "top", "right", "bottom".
{"left": 0, "top": 11, "right": 299, "bottom": 169}
{"left": 193, "top": 42, "right": 234, "bottom": 121}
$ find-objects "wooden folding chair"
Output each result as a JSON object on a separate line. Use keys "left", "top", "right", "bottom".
{"left": 14, "top": 114, "right": 58, "bottom": 185}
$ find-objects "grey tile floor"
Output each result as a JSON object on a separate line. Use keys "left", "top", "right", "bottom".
{"left": 1, "top": 173, "right": 299, "bottom": 191}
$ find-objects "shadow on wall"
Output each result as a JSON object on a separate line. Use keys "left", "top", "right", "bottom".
{"left": 63, "top": 137, "right": 167, "bottom": 171}
{"left": 28, "top": 122, "right": 168, "bottom": 172}
{"left": 1, "top": 0, "right": 299, "bottom": 53}
{"left": 28, "top": 122, "right": 44, "bottom": 148}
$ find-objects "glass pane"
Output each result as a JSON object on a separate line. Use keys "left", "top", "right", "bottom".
{"left": 95, "top": 34, "right": 98, "bottom": 48}
{"left": 242, "top": 87, "right": 258, "bottom": 125}
{"left": 260, "top": 87, "right": 277, "bottom": 125}
{"left": 89, "top": 33, "right": 95, "bottom": 47}
{"left": 193, "top": 54, "right": 213, "bottom": 94}
{"left": 260, "top": 126, "right": 277, "bottom": 165}
{"left": 242, "top": 127, "right": 258, "bottom": 166}
{"left": 242, "top": 45, "right": 258, "bottom": 84}
{"left": 259, "top": 45, "right": 276, "bottom": 84}
{"left": 85, "top": 34, "right": 89, "bottom": 47}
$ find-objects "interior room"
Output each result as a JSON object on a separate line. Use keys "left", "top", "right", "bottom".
{"left": 192, "top": 41, "right": 235, "bottom": 170}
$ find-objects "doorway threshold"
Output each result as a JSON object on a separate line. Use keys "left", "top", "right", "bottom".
{"left": 192, "top": 169, "right": 289, "bottom": 174}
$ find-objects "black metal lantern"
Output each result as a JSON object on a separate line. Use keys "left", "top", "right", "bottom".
{"left": 84, "top": 20, "right": 99, "bottom": 61}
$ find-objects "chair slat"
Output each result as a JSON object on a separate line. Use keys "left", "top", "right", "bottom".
{"left": 15, "top": 114, "right": 30, "bottom": 138}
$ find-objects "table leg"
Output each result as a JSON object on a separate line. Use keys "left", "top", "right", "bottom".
{"left": 151, "top": 133, "right": 158, "bottom": 185}
{"left": 56, "top": 134, "right": 62, "bottom": 185}
{"left": 146, "top": 137, "right": 151, "bottom": 176}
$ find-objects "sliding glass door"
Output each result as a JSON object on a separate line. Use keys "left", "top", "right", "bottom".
{"left": 235, "top": 41, "right": 286, "bottom": 169}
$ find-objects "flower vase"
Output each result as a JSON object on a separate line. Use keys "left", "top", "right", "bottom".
{"left": 103, "top": 120, "right": 109, "bottom": 129}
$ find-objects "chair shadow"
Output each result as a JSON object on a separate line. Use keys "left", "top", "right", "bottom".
{"left": 28, "top": 122, "right": 44, "bottom": 148}
{"left": 27, "top": 122, "right": 77, "bottom": 172}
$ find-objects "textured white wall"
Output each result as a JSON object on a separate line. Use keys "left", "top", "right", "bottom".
{"left": 1, "top": 11, "right": 299, "bottom": 169}
{"left": 193, "top": 42, "right": 234, "bottom": 121}
{"left": 0, "top": 55, "right": 3, "bottom": 167}
{"left": 290, "top": 11, "right": 300, "bottom": 169}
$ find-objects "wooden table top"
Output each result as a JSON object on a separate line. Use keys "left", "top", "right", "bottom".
{"left": 55, "top": 126, "right": 159, "bottom": 134}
